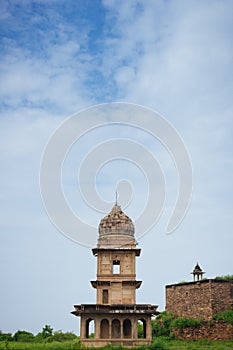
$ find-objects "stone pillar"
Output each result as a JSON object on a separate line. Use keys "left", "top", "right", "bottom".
{"left": 146, "top": 316, "right": 152, "bottom": 341}
{"left": 109, "top": 320, "right": 112, "bottom": 339}
{"left": 132, "top": 318, "right": 138, "bottom": 339}
{"left": 95, "top": 316, "right": 100, "bottom": 339}
{"left": 80, "top": 316, "right": 86, "bottom": 339}
{"left": 120, "top": 319, "right": 123, "bottom": 339}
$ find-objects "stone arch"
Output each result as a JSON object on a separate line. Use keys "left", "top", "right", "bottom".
{"left": 138, "top": 318, "right": 147, "bottom": 339}
{"left": 111, "top": 318, "right": 121, "bottom": 338}
{"left": 85, "top": 318, "right": 95, "bottom": 338}
{"left": 123, "top": 318, "right": 131, "bottom": 338}
{"left": 100, "top": 319, "right": 109, "bottom": 339}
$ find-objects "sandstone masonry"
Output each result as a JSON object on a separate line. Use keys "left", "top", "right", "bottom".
{"left": 72, "top": 204, "right": 158, "bottom": 347}
{"left": 173, "top": 321, "right": 233, "bottom": 341}
{"left": 166, "top": 279, "right": 233, "bottom": 320}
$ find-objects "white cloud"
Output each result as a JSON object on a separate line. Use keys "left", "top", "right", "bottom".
{"left": 101, "top": 0, "right": 233, "bottom": 111}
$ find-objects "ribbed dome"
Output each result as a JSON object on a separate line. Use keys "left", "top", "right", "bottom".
{"left": 97, "top": 204, "right": 135, "bottom": 248}
{"left": 99, "top": 204, "right": 134, "bottom": 236}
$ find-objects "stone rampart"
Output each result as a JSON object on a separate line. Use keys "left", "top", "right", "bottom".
{"left": 166, "top": 279, "right": 233, "bottom": 320}
{"left": 173, "top": 321, "right": 233, "bottom": 341}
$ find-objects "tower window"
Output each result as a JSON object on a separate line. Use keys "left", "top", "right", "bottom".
{"left": 112, "top": 260, "right": 120, "bottom": 274}
{"left": 102, "top": 289, "right": 108, "bottom": 304}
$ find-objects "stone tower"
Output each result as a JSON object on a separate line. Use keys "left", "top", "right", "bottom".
{"left": 71, "top": 203, "right": 159, "bottom": 347}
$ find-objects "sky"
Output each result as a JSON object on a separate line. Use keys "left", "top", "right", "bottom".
{"left": 0, "top": 0, "right": 233, "bottom": 336}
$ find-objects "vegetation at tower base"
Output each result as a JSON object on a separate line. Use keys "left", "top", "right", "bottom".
{"left": 0, "top": 339, "right": 233, "bottom": 350}
{"left": 1, "top": 312, "right": 233, "bottom": 348}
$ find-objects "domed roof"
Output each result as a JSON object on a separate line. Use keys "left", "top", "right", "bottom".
{"left": 192, "top": 263, "right": 205, "bottom": 275}
{"left": 97, "top": 203, "right": 135, "bottom": 248}
{"left": 99, "top": 204, "right": 135, "bottom": 236}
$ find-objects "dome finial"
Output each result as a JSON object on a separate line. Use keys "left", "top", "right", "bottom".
{"left": 115, "top": 189, "right": 118, "bottom": 205}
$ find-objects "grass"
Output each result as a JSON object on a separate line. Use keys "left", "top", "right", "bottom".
{"left": 166, "top": 339, "right": 233, "bottom": 350}
{"left": 0, "top": 341, "right": 82, "bottom": 350}
{"left": 0, "top": 339, "right": 233, "bottom": 350}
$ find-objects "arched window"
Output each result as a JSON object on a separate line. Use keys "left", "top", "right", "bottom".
{"left": 85, "top": 318, "right": 95, "bottom": 338}
{"left": 138, "top": 319, "right": 146, "bottom": 339}
{"left": 123, "top": 319, "right": 131, "bottom": 338}
{"left": 111, "top": 319, "right": 121, "bottom": 338}
{"left": 100, "top": 319, "right": 109, "bottom": 339}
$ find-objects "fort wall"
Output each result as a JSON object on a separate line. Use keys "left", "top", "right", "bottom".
{"left": 166, "top": 279, "right": 233, "bottom": 320}
{"left": 172, "top": 321, "right": 233, "bottom": 341}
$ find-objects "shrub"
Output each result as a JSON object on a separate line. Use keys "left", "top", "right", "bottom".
{"left": 13, "top": 330, "right": 35, "bottom": 342}
{"left": 213, "top": 309, "right": 233, "bottom": 324}
{"left": 46, "top": 331, "right": 78, "bottom": 342}
{"left": 152, "top": 312, "right": 178, "bottom": 337}
{"left": 215, "top": 275, "right": 233, "bottom": 281}
{"left": 171, "top": 317, "right": 202, "bottom": 332}
{"left": 34, "top": 332, "right": 44, "bottom": 342}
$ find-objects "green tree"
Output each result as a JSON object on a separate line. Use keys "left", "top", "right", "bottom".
{"left": 42, "top": 324, "right": 53, "bottom": 338}
{"left": 137, "top": 322, "right": 144, "bottom": 339}
{"left": 0, "top": 331, "right": 13, "bottom": 342}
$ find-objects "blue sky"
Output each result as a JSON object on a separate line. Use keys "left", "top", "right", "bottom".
{"left": 0, "top": 0, "right": 233, "bottom": 335}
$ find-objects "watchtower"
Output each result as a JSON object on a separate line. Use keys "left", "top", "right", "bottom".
{"left": 71, "top": 203, "right": 158, "bottom": 347}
